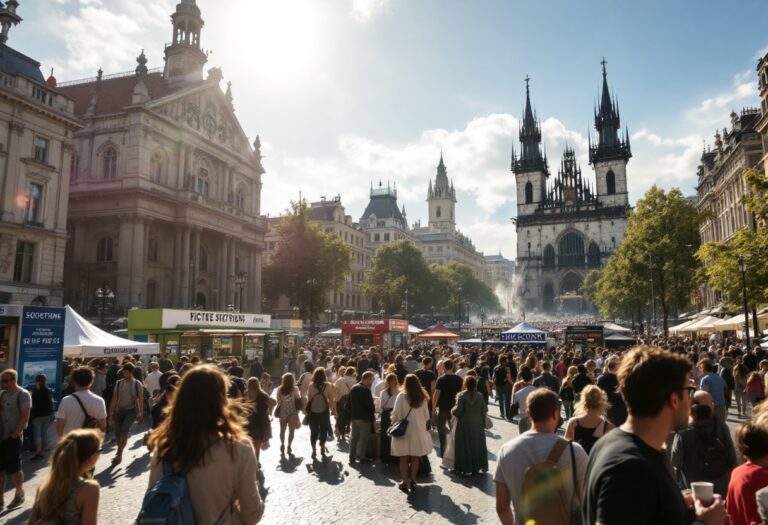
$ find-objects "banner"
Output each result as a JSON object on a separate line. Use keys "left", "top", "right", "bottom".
{"left": 17, "top": 306, "right": 65, "bottom": 400}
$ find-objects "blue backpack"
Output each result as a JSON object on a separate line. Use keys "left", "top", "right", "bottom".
{"left": 136, "top": 462, "right": 195, "bottom": 525}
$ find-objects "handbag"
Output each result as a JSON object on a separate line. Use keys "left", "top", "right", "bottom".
{"left": 387, "top": 407, "right": 412, "bottom": 438}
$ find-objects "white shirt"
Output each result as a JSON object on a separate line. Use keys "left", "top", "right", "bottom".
{"left": 145, "top": 370, "right": 163, "bottom": 395}
{"left": 56, "top": 390, "right": 107, "bottom": 435}
{"left": 513, "top": 385, "right": 536, "bottom": 413}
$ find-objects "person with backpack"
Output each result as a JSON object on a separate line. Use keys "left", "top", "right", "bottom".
{"left": 56, "top": 367, "right": 107, "bottom": 437}
{"left": 143, "top": 365, "right": 264, "bottom": 525}
{"left": 25, "top": 429, "right": 102, "bottom": 525}
{"left": 108, "top": 363, "right": 144, "bottom": 465}
{"left": 495, "top": 387, "right": 589, "bottom": 525}
{"left": 493, "top": 355, "right": 514, "bottom": 420}
{"left": 671, "top": 390, "right": 737, "bottom": 497}
{"left": 29, "top": 374, "right": 55, "bottom": 460}
{"left": 0, "top": 369, "right": 32, "bottom": 509}
{"left": 304, "top": 367, "right": 335, "bottom": 460}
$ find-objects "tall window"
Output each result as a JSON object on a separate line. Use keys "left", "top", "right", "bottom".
{"left": 436, "top": 206, "right": 441, "bottom": 218}
{"left": 102, "top": 147, "right": 118, "bottom": 179}
{"left": 33, "top": 137, "right": 49, "bottom": 163}
{"left": 558, "top": 233, "right": 585, "bottom": 267}
{"left": 236, "top": 188, "right": 245, "bottom": 210}
{"left": 69, "top": 153, "right": 78, "bottom": 182}
{"left": 96, "top": 237, "right": 113, "bottom": 262}
{"left": 25, "top": 183, "right": 43, "bottom": 223}
{"left": 606, "top": 170, "right": 616, "bottom": 195}
{"left": 525, "top": 181, "right": 533, "bottom": 204}
{"left": 196, "top": 168, "right": 209, "bottom": 197}
{"left": 543, "top": 244, "right": 555, "bottom": 266}
{"left": 13, "top": 241, "right": 34, "bottom": 282}
{"left": 147, "top": 238, "right": 159, "bottom": 262}
{"left": 588, "top": 242, "right": 601, "bottom": 268}
{"left": 150, "top": 151, "right": 164, "bottom": 183}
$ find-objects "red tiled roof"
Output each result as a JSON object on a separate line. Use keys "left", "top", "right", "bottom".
{"left": 58, "top": 72, "right": 183, "bottom": 117}
{"left": 416, "top": 324, "right": 460, "bottom": 339}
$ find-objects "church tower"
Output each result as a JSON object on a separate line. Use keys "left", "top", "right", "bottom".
{"left": 427, "top": 153, "right": 456, "bottom": 233}
{"left": 513, "top": 77, "right": 549, "bottom": 217}
{"left": 163, "top": 0, "right": 207, "bottom": 85}
{"left": 589, "top": 59, "right": 631, "bottom": 208}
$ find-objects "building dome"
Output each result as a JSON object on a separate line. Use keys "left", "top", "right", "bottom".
{"left": 46, "top": 68, "right": 56, "bottom": 88}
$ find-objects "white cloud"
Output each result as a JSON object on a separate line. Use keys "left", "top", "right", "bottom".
{"left": 350, "top": 0, "right": 392, "bottom": 23}
{"left": 685, "top": 71, "right": 758, "bottom": 128}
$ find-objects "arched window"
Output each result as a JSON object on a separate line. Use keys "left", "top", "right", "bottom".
{"left": 147, "top": 238, "right": 159, "bottom": 262}
{"left": 195, "top": 292, "right": 206, "bottom": 309}
{"left": 543, "top": 244, "right": 555, "bottom": 267}
{"left": 196, "top": 168, "right": 210, "bottom": 197}
{"left": 606, "top": 170, "right": 616, "bottom": 195}
{"left": 588, "top": 242, "right": 601, "bottom": 268}
{"left": 525, "top": 181, "right": 533, "bottom": 204}
{"left": 102, "top": 147, "right": 118, "bottom": 179}
{"left": 199, "top": 247, "right": 208, "bottom": 272}
{"left": 436, "top": 206, "right": 441, "bottom": 218}
{"left": 235, "top": 186, "right": 245, "bottom": 210}
{"left": 558, "top": 232, "right": 585, "bottom": 267}
{"left": 150, "top": 151, "right": 164, "bottom": 183}
{"left": 96, "top": 237, "right": 113, "bottom": 262}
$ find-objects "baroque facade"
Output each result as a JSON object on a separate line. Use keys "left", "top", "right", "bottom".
{"left": 514, "top": 64, "right": 631, "bottom": 313}
{"left": 696, "top": 108, "right": 762, "bottom": 307}
{"left": 60, "top": 0, "right": 266, "bottom": 317}
{"left": 0, "top": 5, "right": 82, "bottom": 306}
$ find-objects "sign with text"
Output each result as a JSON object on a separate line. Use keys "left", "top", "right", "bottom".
{"left": 341, "top": 319, "right": 409, "bottom": 334}
{"left": 161, "top": 309, "right": 271, "bottom": 329}
{"left": 17, "top": 306, "right": 65, "bottom": 400}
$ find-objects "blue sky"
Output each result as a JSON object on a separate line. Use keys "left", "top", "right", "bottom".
{"left": 12, "top": 0, "right": 768, "bottom": 259}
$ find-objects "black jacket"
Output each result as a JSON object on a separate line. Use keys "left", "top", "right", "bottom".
{"left": 349, "top": 383, "right": 375, "bottom": 422}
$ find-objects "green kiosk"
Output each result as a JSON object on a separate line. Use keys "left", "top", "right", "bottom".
{"left": 128, "top": 309, "right": 285, "bottom": 367}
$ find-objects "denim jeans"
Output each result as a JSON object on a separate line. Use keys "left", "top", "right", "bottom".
{"left": 496, "top": 384, "right": 512, "bottom": 418}
{"left": 31, "top": 415, "right": 51, "bottom": 450}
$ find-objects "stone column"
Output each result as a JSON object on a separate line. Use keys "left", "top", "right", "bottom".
{"left": 1, "top": 121, "right": 24, "bottom": 221}
{"left": 179, "top": 226, "right": 191, "bottom": 308}
{"left": 226, "top": 239, "right": 236, "bottom": 307}
{"left": 172, "top": 227, "right": 182, "bottom": 307}
{"left": 252, "top": 249, "right": 263, "bottom": 313}
{"left": 116, "top": 215, "right": 134, "bottom": 311}
{"left": 191, "top": 227, "right": 201, "bottom": 306}
{"left": 217, "top": 236, "right": 226, "bottom": 309}
{"left": 130, "top": 218, "right": 146, "bottom": 307}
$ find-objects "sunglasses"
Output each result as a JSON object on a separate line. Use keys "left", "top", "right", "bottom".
{"left": 679, "top": 386, "right": 696, "bottom": 399}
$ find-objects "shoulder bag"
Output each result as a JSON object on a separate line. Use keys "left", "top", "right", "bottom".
{"left": 387, "top": 407, "right": 412, "bottom": 438}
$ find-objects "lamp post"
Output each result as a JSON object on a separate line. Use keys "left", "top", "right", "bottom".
{"left": 457, "top": 285, "right": 463, "bottom": 333}
{"left": 306, "top": 278, "right": 317, "bottom": 335}
{"left": 324, "top": 308, "right": 332, "bottom": 328}
{"left": 738, "top": 256, "right": 750, "bottom": 351}
{"left": 404, "top": 288, "right": 409, "bottom": 321}
{"left": 234, "top": 271, "right": 247, "bottom": 312}
{"left": 480, "top": 309, "right": 486, "bottom": 337}
{"left": 648, "top": 255, "right": 657, "bottom": 335}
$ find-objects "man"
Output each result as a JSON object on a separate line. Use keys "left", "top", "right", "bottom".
{"left": 533, "top": 361, "right": 561, "bottom": 392}
{"left": 227, "top": 361, "right": 246, "bottom": 399}
{"left": 583, "top": 346, "right": 726, "bottom": 525}
{"left": 144, "top": 361, "right": 163, "bottom": 399}
{"left": 671, "top": 390, "right": 737, "bottom": 497}
{"left": 698, "top": 358, "right": 728, "bottom": 423}
{"left": 90, "top": 359, "right": 107, "bottom": 398}
{"left": 432, "top": 359, "right": 463, "bottom": 457}
{"left": 0, "top": 369, "right": 31, "bottom": 508}
{"left": 56, "top": 366, "right": 107, "bottom": 435}
{"left": 597, "top": 357, "right": 627, "bottom": 426}
{"left": 348, "top": 371, "right": 376, "bottom": 464}
{"left": 158, "top": 353, "right": 174, "bottom": 374}
{"left": 414, "top": 356, "right": 437, "bottom": 416}
{"left": 495, "top": 388, "right": 589, "bottom": 524}
{"left": 249, "top": 357, "right": 265, "bottom": 381}
{"left": 108, "top": 363, "right": 143, "bottom": 464}
{"left": 494, "top": 355, "right": 514, "bottom": 420}
{"left": 404, "top": 352, "right": 419, "bottom": 373}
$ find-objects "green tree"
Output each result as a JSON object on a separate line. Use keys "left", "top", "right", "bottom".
{"left": 431, "top": 261, "right": 502, "bottom": 315}
{"left": 262, "top": 201, "right": 351, "bottom": 330}
{"left": 362, "top": 240, "right": 435, "bottom": 315}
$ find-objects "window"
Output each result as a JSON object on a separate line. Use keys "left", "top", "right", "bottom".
{"left": 199, "top": 247, "right": 208, "bottom": 272}
{"left": 146, "top": 280, "right": 157, "bottom": 308}
{"left": 150, "top": 152, "right": 164, "bottom": 183}
{"left": 13, "top": 241, "right": 34, "bottom": 282}
{"left": 147, "top": 238, "right": 159, "bottom": 262}
{"left": 383, "top": 233, "right": 390, "bottom": 241}
{"left": 69, "top": 153, "right": 78, "bottom": 182}
{"left": 525, "top": 181, "right": 533, "bottom": 204}
{"left": 543, "top": 244, "right": 555, "bottom": 266}
{"left": 374, "top": 233, "right": 380, "bottom": 242}
{"left": 96, "top": 237, "right": 113, "bottom": 262}
{"left": 33, "top": 137, "right": 49, "bottom": 163}
{"left": 436, "top": 206, "right": 441, "bottom": 218}
{"left": 196, "top": 168, "right": 209, "bottom": 197}
{"left": 102, "top": 147, "right": 118, "bottom": 179}
{"left": 558, "top": 232, "right": 585, "bottom": 267}
{"left": 25, "top": 183, "right": 43, "bottom": 223}
{"left": 236, "top": 189, "right": 245, "bottom": 210}
{"left": 606, "top": 170, "right": 616, "bottom": 195}
{"left": 588, "top": 242, "right": 601, "bottom": 268}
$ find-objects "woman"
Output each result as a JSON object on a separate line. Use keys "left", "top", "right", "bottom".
{"left": 745, "top": 371, "right": 765, "bottom": 414}
{"left": 150, "top": 383, "right": 177, "bottom": 430}
{"left": 559, "top": 365, "right": 578, "bottom": 420}
{"left": 726, "top": 411, "right": 768, "bottom": 525}
{"left": 451, "top": 375, "right": 488, "bottom": 475}
{"left": 390, "top": 374, "right": 432, "bottom": 493}
{"left": 147, "top": 365, "right": 264, "bottom": 524}
{"left": 30, "top": 373, "right": 55, "bottom": 460}
{"left": 334, "top": 367, "right": 357, "bottom": 441}
{"left": 260, "top": 373, "right": 273, "bottom": 395}
{"left": 305, "top": 367, "right": 335, "bottom": 459}
{"left": 245, "top": 377, "right": 275, "bottom": 465}
{"left": 379, "top": 373, "right": 399, "bottom": 464}
{"left": 734, "top": 362, "right": 749, "bottom": 418}
{"left": 26, "top": 429, "right": 102, "bottom": 525}
{"left": 564, "top": 384, "right": 614, "bottom": 455}
{"left": 274, "top": 373, "right": 302, "bottom": 455}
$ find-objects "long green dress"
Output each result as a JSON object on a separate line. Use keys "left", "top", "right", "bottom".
{"left": 451, "top": 391, "right": 489, "bottom": 474}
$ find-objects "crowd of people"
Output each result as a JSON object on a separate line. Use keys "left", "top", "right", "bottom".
{"left": 1, "top": 331, "right": 768, "bottom": 524}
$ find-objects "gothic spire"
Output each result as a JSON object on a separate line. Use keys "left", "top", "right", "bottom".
{"left": 512, "top": 76, "right": 549, "bottom": 176}
{"left": 590, "top": 58, "right": 631, "bottom": 164}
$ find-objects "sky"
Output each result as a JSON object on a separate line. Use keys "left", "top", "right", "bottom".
{"left": 12, "top": 0, "right": 768, "bottom": 260}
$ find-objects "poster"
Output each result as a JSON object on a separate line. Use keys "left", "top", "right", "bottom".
{"left": 17, "top": 306, "right": 65, "bottom": 400}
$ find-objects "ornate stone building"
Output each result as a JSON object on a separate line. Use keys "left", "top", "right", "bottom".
{"left": 60, "top": 0, "right": 266, "bottom": 316}
{"left": 0, "top": 4, "right": 82, "bottom": 305}
{"left": 513, "top": 64, "right": 631, "bottom": 313}
{"left": 359, "top": 182, "right": 415, "bottom": 250}
{"left": 696, "top": 108, "right": 762, "bottom": 307}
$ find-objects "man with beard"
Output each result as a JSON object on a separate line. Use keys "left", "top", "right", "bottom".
{"left": 583, "top": 346, "right": 726, "bottom": 525}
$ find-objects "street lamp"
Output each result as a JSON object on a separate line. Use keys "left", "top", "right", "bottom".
{"left": 234, "top": 271, "right": 248, "bottom": 312}
{"left": 306, "top": 278, "right": 318, "bottom": 335}
{"left": 404, "top": 288, "right": 409, "bottom": 321}
{"left": 457, "top": 285, "right": 463, "bottom": 332}
{"left": 324, "top": 308, "right": 332, "bottom": 328}
{"left": 480, "top": 309, "right": 486, "bottom": 336}
{"left": 648, "top": 255, "right": 657, "bottom": 335}
{"left": 738, "top": 256, "right": 750, "bottom": 351}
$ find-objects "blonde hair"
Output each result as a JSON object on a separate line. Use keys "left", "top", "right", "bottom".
{"left": 575, "top": 384, "right": 610, "bottom": 417}
{"left": 246, "top": 376, "right": 262, "bottom": 402}
{"left": 37, "top": 429, "right": 102, "bottom": 521}
{"left": 565, "top": 365, "right": 578, "bottom": 385}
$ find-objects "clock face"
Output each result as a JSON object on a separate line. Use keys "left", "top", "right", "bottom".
{"left": 204, "top": 113, "right": 216, "bottom": 135}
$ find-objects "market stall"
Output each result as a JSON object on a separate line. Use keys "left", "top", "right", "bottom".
{"left": 64, "top": 305, "right": 159, "bottom": 358}
{"left": 500, "top": 322, "right": 547, "bottom": 348}
{"left": 416, "top": 324, "right": 460, "bottom": 341}
{"left": 340, "top": 319, "right": 408, "bottom": 348}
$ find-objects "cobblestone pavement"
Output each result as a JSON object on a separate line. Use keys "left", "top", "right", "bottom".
{"left": 0, "top": 403, "right": 750, "bottom": 525}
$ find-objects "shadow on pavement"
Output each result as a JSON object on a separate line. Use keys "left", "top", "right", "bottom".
{"left": 406, "top": 483, "right": 481, "bottom": 524}
{"left": 276, "top": 454, "right": 303, "bottom": 474}
{"left": 306, "top": 457, "right": 345, "bottom": 485}
{"left": 125, "top": 453, "right": 151, "bottom": 479}
{"left": 3, "top": 507, "right": 31, "bottom": 525}
{"left": 445, "top": 469, "right": 495, "bottom": 497}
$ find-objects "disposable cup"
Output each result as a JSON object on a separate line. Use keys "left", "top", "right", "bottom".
{"left": 691, "top": 482, "right": 714, "bottom": 506}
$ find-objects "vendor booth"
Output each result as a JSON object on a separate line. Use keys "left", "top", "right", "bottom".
{"left": 341, "top": 319, "right": 408, "bottom": 348}
{"left": 416, "top": 324, "right": 460, "bottom": 342}
{"left": 500, "top": 322, "right": 547, "bottom": 348}
{"left": 564, "top": 325, "right": 604, "bottom": 352}
{"left": 604, "top": 332, "right": 637, "bottom": 348}
{"left": 64, "top": 305, "right": 158, "bottom": 358}
{"left": 128, "top": 308, "right": 282, "bottom": 365}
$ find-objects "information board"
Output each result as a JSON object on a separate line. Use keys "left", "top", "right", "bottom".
{"left": 17, "top": 306, "right": 65, "bottom": 400}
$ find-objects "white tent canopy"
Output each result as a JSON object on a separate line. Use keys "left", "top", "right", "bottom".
{"left": 64, "top": 305, "right": 159, "bottom": 357}
{"left": 669, "top": 319, "right": 698, "bottom": 334}
{"left": 681, "top": 315, "right": 722, "bottom": 334}
{"left": 603, "top": 322, "right": 631, "bottom": 333}
{"left": 317, "top": 328, "right": 341, "bottom": 338}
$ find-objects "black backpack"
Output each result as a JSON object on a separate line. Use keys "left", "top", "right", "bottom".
{"left": 698, "top": 425, "right": 729, "bottom": 479}
{"left": 494, "top": 366, "right": 508, "bottom": 386}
